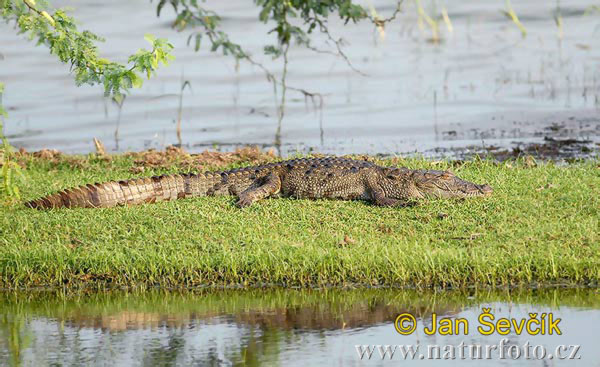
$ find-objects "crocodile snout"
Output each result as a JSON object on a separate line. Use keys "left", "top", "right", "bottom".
{"left": 478, "top": 184, "right": 493, "bottom": 196}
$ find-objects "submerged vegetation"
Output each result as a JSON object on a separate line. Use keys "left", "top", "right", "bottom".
{"left": 0, "top": 150, "right": 598, "bottom": 289}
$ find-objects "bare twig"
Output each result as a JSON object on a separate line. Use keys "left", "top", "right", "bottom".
{"left": 304, "top": 1, "right": 403, "bottom": 76}
{"left": 306, "top": 17, "right": 368, "bottom": 77}
{"left": 367, "top": 0, "right": 404, "bottom": 27}
{"left": 178, "top": 4, "right": 323, "bottom": 103}
{"left": 171, "top": 0, "right": 405, "bottom": 154}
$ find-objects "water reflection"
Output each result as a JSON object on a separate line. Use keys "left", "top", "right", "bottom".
{"left": 0, "top": 288, "right": 598, "bottom": 366}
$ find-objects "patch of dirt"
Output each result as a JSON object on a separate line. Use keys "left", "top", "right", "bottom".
{"left": 31, "top": 148, "right": 62, "bottom": 160}
{"left": 12, "top": 148, "right": 101, "bottom": 169}
{"left": 13, "top": 145, "right": 278, "bottom": 171}
{"left": 124, "top": 145, "right": 277, "bottom": 171}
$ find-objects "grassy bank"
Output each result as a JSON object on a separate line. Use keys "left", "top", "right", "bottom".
{"left": 0, "top": 151, "right": 598, "bottom": 289}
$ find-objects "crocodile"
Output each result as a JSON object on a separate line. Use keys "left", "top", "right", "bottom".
{"left": 25, "top": 156, "right": 492, "bottom": 209}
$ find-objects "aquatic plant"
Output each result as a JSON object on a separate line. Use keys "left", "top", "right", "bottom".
{"left": 502, "top": 0, "right": 527, "bottom": 38}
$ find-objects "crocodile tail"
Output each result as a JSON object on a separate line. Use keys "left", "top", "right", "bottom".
{"left": 25, "top": 173, "right": 210, "bottom": 209}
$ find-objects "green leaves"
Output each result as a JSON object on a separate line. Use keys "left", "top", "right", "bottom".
{"left": 0, "top": 83, "right": 25, "bottom": 203}
{"left": 144, "top": 33, "right": 156, "bottom": 44}
{"left": 2, "top": 0, "right": 380, "bottom": 114}
{"left": 1, "top": 2, "right": 175, "bottom": 99}
{"left": 129, "top": 35, "right": 175, "bottom": 80}
{"left": 187, "top": 32, "right": 203, "bottom": 52}
{"left": 0, "top": 3, "right": 179, "bottom": 203}
{"left": 0, "top": 82, "right": 6, "bottom": 121}
{"left": 155, "top": 0, "right": 371, "bottom": 62}
{"left": 0, "top": 157, "right": 24, "bottom": 202}
{"left": 254, "top": 0, "right": 368, "bottom": 50}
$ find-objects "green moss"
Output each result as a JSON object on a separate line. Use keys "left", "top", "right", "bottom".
{"left": 0, "top": 154, "right": 598, "bottom": 289}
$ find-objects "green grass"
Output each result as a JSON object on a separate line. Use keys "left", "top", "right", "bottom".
{"left": 0, "top": 154, "right": 598, "bottom": 289}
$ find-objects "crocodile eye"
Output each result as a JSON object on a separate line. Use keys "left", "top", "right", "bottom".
{"left": 441, "top": 171, "right": 454, "bottom": 180}
{"left": 384, "top": 167, "right": 399, "bottom": 180}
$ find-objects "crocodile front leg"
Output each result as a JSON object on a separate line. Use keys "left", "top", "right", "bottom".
{"left": 236, "top": 172, "right": 282, "bottom": 208}
{"left": 370, "top": 185, "right": 416, "bottom": 207}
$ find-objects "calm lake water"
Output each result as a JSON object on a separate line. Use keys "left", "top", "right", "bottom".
{"left": 0, "top": 288, "right": 599, "bottom": 366}
{"left": 1, "top": 0, "right": 600, "bottom": 156}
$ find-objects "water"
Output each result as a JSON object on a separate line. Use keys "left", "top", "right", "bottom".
{"left": 0, "top": 288, "right": 598, "bottom": 366}
{"left": 1, "top": 0, "right": 599, "bottom": 156}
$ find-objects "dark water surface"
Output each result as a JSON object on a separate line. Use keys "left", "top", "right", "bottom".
{"left": 0, "top": 288, "right": 599, "bottom": 366}
{"left": 1, "top": 1, "right": 599, "bottom": 157}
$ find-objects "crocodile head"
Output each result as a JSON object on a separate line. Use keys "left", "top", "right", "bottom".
{"left": 385, "top": 168, "right": 493, "bottom": 199}
{"left": 412, "top": 169, "right": 493, "bottom": 198}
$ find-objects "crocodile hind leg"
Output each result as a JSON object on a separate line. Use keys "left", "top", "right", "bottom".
{"left": 236, "top": 173, "right": 281, "bottom": 208}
